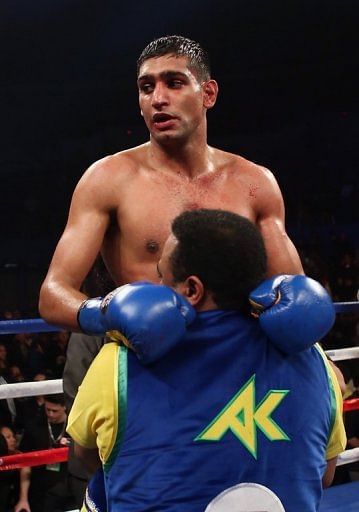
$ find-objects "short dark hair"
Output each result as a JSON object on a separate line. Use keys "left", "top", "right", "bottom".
{"left": 44, "top": 393, "right": 65, "bottom": 406}
{"left": 137, "top": 35, "right": 211, "bottom": 82}
{"left": 170, "top": 209, "right": 267, "bottom": 311}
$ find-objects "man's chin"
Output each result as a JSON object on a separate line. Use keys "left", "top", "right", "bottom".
{"left": 152, "top": 130, "right": 185, "bottom": 145}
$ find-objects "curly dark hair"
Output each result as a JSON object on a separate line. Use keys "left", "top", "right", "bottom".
{"left": 170, "top": 209, "right": 267, "bottom": 311}
{"left": 137, "top": 35, "right": 211, "bottom": 82}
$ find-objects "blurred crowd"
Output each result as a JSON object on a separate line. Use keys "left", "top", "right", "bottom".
{"left": 0, "top": 329, "right": 73, "bottom": 511}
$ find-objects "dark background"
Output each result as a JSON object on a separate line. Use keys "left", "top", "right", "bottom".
{"left": 0, "top": 0, "right": 358, "bottom": 312}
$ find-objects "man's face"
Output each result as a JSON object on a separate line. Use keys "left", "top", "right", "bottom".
{"left": 158, "top": 232, "right": 208, "bottom": 309}
{"left": 45, "top": 401, "right": 66, "bottom": 424}
{"left": 137, "top": 55, "right": 207, "bottom": 144}
{"left": 1, "top": 426, "right": 17, "bottom": 453}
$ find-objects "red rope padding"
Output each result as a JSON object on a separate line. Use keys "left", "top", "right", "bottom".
{"left": 343, "top": 398, "right": 359, "bottom": 413}
{"left": 0, "top": 447, "right": 69, "bottom": 471}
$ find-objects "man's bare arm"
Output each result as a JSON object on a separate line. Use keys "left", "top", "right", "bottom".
{"left": 14, "top": 467, "right": 31, "bottom": 512}
{"left": 74, "top": 442, "right": 102, "bottom": 474}
{"left": 257, "top": 168, "right": 304, "bottom": 277}
{"left": 39, "top": 164, "right": 112, "bottom": 330}
{"left": 75, "top": 443, "right": 102, "bottom": 473}
{"left": 328, "top": 359, "right": 346, "bottom": 395}
{"left": 322, "top": 457, "right": 337, "bottom": 487}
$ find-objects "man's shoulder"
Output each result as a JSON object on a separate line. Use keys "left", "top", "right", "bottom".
{"left": 83, "top": 143, "right": 149, "bottom": 182}
{"left": 213, "top": 147, "right": 275, "bottom": 181}
{"left": 70, "top": 144, "right": 151, "bottom": 209}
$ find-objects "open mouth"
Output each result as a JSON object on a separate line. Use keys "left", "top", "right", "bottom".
{"left": 152, "top": 113, "right": 177, "bottom": 131}
{"left": 152, "top": 113, "right": 175, "bottom": 123}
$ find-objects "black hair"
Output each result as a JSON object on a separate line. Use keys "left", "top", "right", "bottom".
{"left": 137, "top": 35, "right": 211, "bottom": 82}
{"left": 44, "top": 393, "right": 65, "bottom": 406}
{"left": 0, "top": 433, "right": 8, "bottom": 456}
{"left": 170, "top": 209, "right": 267, "bottom": 311}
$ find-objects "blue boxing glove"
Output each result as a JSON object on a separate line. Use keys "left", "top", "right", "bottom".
{"left": 249, "top": 274, "right": 335, "bottom": 354}
{"left": 77, "top": 282, "right": 196, "bottom": 363}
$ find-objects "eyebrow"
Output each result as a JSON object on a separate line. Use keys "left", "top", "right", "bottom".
{"left": 137, "top": 70, "right": 189, "bottom": 84}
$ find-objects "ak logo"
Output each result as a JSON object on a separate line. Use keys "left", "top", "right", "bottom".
{"left": 194, "top": 374, "right": 290, "bottom": 458}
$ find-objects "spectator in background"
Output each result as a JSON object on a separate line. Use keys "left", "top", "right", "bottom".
{"left": 0, "top": 425, "right": 21, "bottom": 511}
{"left": 0, "top": 374, "right": 17, "bottom": 429}
{"left": 15, "top": 394, "right": 75, "bottom": 512}
{"left": 0, "top": 432, "right": 12, "bottom": 511}
{"left": 8, "top": 365, "right": 25, "bottom": 383}
{"left": 15, "top": 371, "right": 52, "bottom": 434}
{"left": 0, "top": 424, "right": 18, "bottom": 454}
{"left": 24, "top": 336, "right": 49, "bottom": 380}
{"left": 0, "top": 342, "right": 10, "bottom": 378}
{"left": 47, "top": 331, "right": 70, "bottom": 378}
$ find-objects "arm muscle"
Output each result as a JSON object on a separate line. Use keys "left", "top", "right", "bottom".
{"left": 257, "top": 168, "right": 304, "bottom": 276}
{"left": 39, "top": 164, "right": 115, "bottom": 329}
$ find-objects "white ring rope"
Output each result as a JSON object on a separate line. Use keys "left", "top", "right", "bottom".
{"left": 0, "top": 378, "right": 63, "bottom": 399}
{"left": 0, "top": 349, "right": 355, "bottom": 400}
{"left": 336, "top": 447, "right": 359, "bottom": 467}
{"left": 0, "top": 347, "right": 357, "bottom": 400}
{"left": 325, "top": 346, "right": 359, "bottom": 361}
{"left": 1, "top": 380, "right": 359, "bottom": 469}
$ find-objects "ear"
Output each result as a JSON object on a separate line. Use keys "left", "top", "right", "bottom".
{"left": 140, "top": 109, "right": 144, "bottom": 117}
{"left": 181, "top": 275, "right": 205, "bottom": 307}
{"left": 202, "top": 79, "right": 218, "bottom": 109}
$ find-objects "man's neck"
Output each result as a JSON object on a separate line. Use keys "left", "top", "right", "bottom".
{"left": 195, "top": 294, "right": 218, "bottom": 312}
{"left": 148, "top": 136, "right": 214, "bottom": 179}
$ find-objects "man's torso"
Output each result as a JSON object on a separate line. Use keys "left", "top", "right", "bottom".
{"left": 95, "top": 143, "right": 270, "bottom": 284}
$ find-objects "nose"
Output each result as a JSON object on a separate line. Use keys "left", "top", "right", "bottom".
{"left": 151, "top": 82, "right": 169, "bottom": 109}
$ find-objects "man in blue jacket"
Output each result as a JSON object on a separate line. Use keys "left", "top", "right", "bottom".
{"left": 67, "top": 209, "right": 346, "bottom": 512}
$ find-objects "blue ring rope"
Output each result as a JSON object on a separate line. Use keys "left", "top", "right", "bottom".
{"left": 0, "top": 302, "right": 357, "bottom": 335}
{"left": 333, "top": 302, "right": 359, "bottom": 314}
{"left": 0, "top": 318, "right": 62, "bottom": 335}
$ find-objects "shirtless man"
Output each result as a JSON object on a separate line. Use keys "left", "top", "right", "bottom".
{"left": 39, "top": 35, "right": 303, "bottom": 329}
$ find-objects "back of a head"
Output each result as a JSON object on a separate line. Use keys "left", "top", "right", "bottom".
{"left": 137, "top": 35, "right": 211, "bottom": 82}
{"left": 171, "top": 209, "right": 267, "bottom": 311}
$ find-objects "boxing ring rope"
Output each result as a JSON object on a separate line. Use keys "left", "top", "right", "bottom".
{"left": 0, "top": 300, "right": 357, "bottom": 336}
{"left": 0, "top": 302, "right": 358, "bottom": 478}
{"left": 333, "top": 302, "right": 359, "bottom": 314}
{"left": 343, "top": 398, "right": 359, "bottom": 413}
{"left": 326, "top": 347, "right": 359, "bottom": 361}
{"left": 0, "top": 447, "right": 69, "bottom": 471}
{"left": 0, "top": 318, "right": 62, "bottom": 335}
{"left": 0, "top": 378, "right": 63, "bottom": 399}
{"left": 336, "top": 447, "right": 359, "bottom": 467}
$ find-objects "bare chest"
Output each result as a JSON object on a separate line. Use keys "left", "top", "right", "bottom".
{"left": 124, "top": 172, "right": 256, "bottom": 238}
{"left": 102, "top": 170, "right": 260, "bottom": 282}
